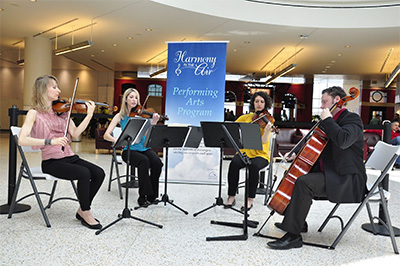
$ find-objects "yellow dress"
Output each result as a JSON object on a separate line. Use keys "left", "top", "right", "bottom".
{"left": 235, "top": 113, "right": 271, "bottom": 162}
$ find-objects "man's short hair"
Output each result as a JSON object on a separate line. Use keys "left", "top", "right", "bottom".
{"left": 322, "top": 86, "right": 346, "bottom": 99}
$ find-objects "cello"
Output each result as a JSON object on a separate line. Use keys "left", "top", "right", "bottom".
{"left": 267, "top": 87, "right": 360, "bottom": 215}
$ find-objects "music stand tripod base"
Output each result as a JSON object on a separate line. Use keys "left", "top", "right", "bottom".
{"left": 145, "top": 125, "right": 192, "bottom": 215}
{"left": 96, "top": 118, "right": 163, "bottom": 234}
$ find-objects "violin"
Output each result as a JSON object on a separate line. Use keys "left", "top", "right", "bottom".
{"left": 267, "top": 87, "right": 359, "bottom": 215}
{"left": 251, "top": 110, "right": 279, "bottom": 133}
{"left": 129, "top": 105, "right": 169, "bottom": 121}
{"left": 52, "top": 98, "right": 116, "bottom": 113}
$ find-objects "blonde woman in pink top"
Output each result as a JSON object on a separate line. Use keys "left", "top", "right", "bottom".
{"left": 18, "top": 75, "right": 105, "bottom": 230}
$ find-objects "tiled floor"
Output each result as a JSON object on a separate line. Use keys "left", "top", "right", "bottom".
{"left": 0, "top": 131, "right": 399, "bottom": 266}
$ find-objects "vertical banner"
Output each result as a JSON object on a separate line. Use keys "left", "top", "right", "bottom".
{"left": 164, "top": 41, "right": 227, "bottom": 183}
{"left": 165, "top": 41, "right": 226, "bottom": 125}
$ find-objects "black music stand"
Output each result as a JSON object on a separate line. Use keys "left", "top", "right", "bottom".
{"left": 144, "top": 125, "right": 191, "bottom": 215}
{"left": 193, "top": 122, "right": 242, "bottom": 217}
{"left": 205, "top": 122, "right": 263, "bottom": 241}
{"left": 96, "top": 117, "right": 163, "bottom": 235}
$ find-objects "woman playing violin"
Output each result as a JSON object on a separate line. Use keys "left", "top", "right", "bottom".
{"left": 267, "top": 86, "right": 367, "bottom": 250}
{"left": 104, "top": 88, "right": 163, "bottom": 207}
{"left": 18, "top": 75, "right": 105, "bottom": 230}
{"left": 225, "top": 91, "right": 273, "bottom": 211}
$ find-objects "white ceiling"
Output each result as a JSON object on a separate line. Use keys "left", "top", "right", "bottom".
{"left": 1, "top": 0, "right": 400, "bottom": 81}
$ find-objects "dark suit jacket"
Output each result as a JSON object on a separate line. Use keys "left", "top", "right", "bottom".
{"left": 318, "top": 109, "right": 367, "bottom": 203}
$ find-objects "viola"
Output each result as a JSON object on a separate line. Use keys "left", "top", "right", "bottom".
{"left": 251, "top": 110, "right": 279, "bottom": 133}
{"left": 267, "top": 87, "right": 359, "bottom": 215}
{"left": 129, "top": 105, "right": 169, "bottom": 121}
{"left": 52, "top": 98, "right": 116, "bottom": 113}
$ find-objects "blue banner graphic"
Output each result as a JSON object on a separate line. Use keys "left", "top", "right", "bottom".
{"left": 165, "top": 42, "right": 227, "bottom": 126}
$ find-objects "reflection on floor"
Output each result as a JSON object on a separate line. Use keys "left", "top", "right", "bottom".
{"left": 0, "top": 132, "right": 399, "bottom": 265}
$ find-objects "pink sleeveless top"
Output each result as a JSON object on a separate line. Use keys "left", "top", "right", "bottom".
{"left": 31, "top": 110, "right": 74, "bottom": 160}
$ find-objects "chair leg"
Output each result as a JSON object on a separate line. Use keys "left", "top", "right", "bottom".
{"left": 22, "top": 170, "right": 52, "bottom": 227}
{"left": 45, "top": 180, "right": 58, "bottom": 209}
{"left": 318, "top": 203, "right": 340, "bottom": 232}
{"left": 108, "top": 157, "right": 115, "bottom": 192}
{"left": 378, "top": 188, "right": 399, "bottom": 254}
{"left": 330, "top": 199, "right": 370, "bottom": 250}
{"left": 114, "top": 160, "right": 123, "bottom": 199}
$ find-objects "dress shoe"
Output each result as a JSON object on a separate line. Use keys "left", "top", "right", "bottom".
{"left": 137, "top": 197, "right": 149, "bottom": 208}
{"left": 224, "top": 199, "right": 236, "bottom": 209}
{"left": 80, "top": 218, "right": 102, "bottom": 230}
{"left": 267, "top": 233, "right": 303, "bottom": 250}
{"left": 75, "top": 213, "right": 100, "bottom": 223}
{"left": 274, "top": 221, "right": 308, "bottom": 233}
{"left": 147, "top": 198, "right": 160, "bottom": 205}
{"left": 240, "top": 204, "right": 253, "bottom": 212}
{"left": 146, "top": 196, "right": 160, "bottom": 205}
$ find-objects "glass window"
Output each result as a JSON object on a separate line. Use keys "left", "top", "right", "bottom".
{"left": 148, "top": 84, "right": 163, "bottom": 96}
{"left": 312, "top": 76, "right": 344, "bottom": 116}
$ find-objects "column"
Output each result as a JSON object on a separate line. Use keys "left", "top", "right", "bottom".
{"left": 23, "top": 36, "right": 52, "bottom": 110}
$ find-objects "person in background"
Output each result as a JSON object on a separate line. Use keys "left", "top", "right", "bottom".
{"left": 224, "top": 91, "right": 273, "bottom": 211}
{"left": 18, "top": 75, "right": 105, "bottom": 230}
{"left": 104, "top": 88, "right": 163, "bottom": 207}
{"left": 394, "top": 113, "right": 399, "bottom": 122}
{"left": 267, "top": 86, "right": 367, "bottom": 250}
{"left": 369, "top": 114, "right": 381, "bottom": 125}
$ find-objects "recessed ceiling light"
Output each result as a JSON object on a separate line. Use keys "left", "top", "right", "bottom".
{"left": 30, "top": 0, "right": 37, "bottom": 2}
{"left": 338, "top": 53, "right": 342, "bottom": 57}
{"left": 331, "top": 60, "right": 336, "bottom": 63}
{"left": 0, "top": 8, "right": 4, "bottom": 11}
{"left": 113, "top": 44, "right": 118, "bottom": 47}
{"left": 299, "top": 35, "right": 308, "bottom": 39}
{"left": 127, "top": 37, "right": 133, "bottom": 40}
{"left": 344, "top": 45, "right": 351, "bottom": 48}
{"left": 91, "top": 54, "right": 95, "bottom": 57}
{"left": 145, "top": 28, "right": 152, "bottom": 32}
{"left": 326, "top": 66, "right": 331, "bottom": 69}
{"left": 101, "top": 49, "right": 105, "bottom": 53}
{"left": 233, "top": 49, "right": 237, "bottom": 52}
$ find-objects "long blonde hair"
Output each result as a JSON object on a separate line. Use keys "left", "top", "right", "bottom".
{"left": 120, "top": 88, "right": 141, "bottom": 117}
{"left": 32, "top": 75, "right": 58, "bottom": 112}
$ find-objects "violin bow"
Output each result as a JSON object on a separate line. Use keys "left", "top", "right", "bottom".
{"left": 142, "top": 94, "right": 150, "bottom": 108}
{"left": 62, "top": 77, "right": 79, "bottom": 152}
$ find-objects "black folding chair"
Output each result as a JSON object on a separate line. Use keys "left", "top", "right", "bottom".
{"left": 8, "top": 126, "right": 78, "bottom": 227}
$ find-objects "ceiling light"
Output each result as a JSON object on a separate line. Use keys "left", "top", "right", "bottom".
{"left": 54, "top": 40, "right": 94, "bottom": 56}
{"left": 17, "top": 59, "right": 24, "bottom": 66}
{"left": 265, "top": 64, "right": 297, "bottom": 85}
{"left": 149, "top": 67, "right": 167, "bottom": 78}
{"left": 384, "top": 64, "right": 400, "bottom": 88}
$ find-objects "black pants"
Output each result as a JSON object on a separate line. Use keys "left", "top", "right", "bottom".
{"left": 42, "top": 155, "right": 105, "bottom": 211}
{"left": 122, "top": 149, "right": 162, "bottom": 199}
{"left": 227, "top": 155, "right": 269, "bottom": 198}
{"left": 280, "top": 172, "right": 326, "bottom": 235}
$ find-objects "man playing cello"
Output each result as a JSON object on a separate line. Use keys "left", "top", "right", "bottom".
{"left": 267, "top": 86, "right": 367, "bottom": 250}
